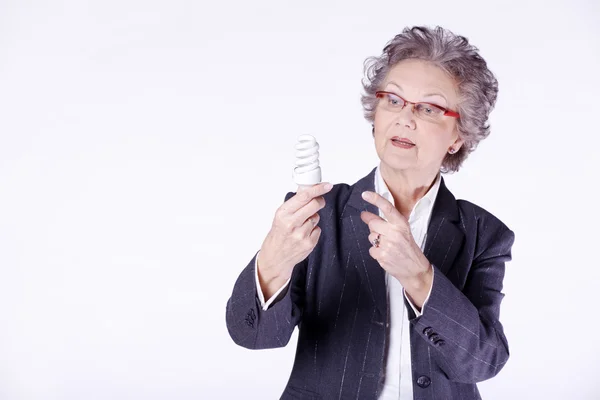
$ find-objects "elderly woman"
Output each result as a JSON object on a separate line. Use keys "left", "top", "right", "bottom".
{"left": 226, "top": 26, "right": 515, "bottom": 400}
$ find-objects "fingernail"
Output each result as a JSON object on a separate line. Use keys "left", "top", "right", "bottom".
{"left": 324, "top": 183, "right": 333, "bottom": 190}
{"left": 362, "top": 191, "right": 370, "bottom": 200}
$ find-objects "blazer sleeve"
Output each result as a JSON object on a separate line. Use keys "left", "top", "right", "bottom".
{"left": 225, "top": 191, "right": 307, "bottom": 350}
{"left": 409, "top": 226, "right": 515, "bottom": 384}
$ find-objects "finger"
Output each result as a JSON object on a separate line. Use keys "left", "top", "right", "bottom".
{"left": 293, "top": 196, "right": 325, "bottom": 227}
{"left": 368, "top": 245, "right": 380, "bottom": 261}
{"left": 367, "top": 231, "right": 382, "bottom": 247}
{"left": 285, "top": 182, "right": 333, "bottom": 214}
{"left": 360, "top": 210, "right": 383, "bottom": 226}
{"left": 298, "top": 212, "right": 321, "bottom": 237}
{"left": 309, "top": 224, "right": 322, "bottom": 245}
{"left": 361, "top": 191, "right": 405, "bottom": 226}
{"left": 361, "top": 211, "right": 392, "bottom": 236}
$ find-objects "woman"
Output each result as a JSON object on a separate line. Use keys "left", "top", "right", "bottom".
{"left": 226, "top": 26, "right": 515, "bottom": 400}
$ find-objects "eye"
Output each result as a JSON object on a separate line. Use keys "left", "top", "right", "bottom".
{"left": 416, "top": 103, "right": 442, "bottom": 115}
{"left": 423, "top": 106, "right": 434, "bottom": 114}
{"left": 386, "top": 93, "right": 403, "bottom": 107}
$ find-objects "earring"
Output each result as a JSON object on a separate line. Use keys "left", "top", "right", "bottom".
{"left": 371, "top": 125, "right": 375, "bottom": 136}
{"left": 448, "top": 148, "right": 457, "bottom": 154}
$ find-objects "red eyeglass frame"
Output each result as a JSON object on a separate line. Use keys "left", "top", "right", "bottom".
{"left": 375, "top": 91, "right": 460, "bottom": 118}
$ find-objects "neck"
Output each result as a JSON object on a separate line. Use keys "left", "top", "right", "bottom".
{"left": 379, "top": 162, "right": 439, "bottom": 219}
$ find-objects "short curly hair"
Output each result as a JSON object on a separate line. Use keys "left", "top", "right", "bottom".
{"left": 361, "top": 26, "right": 499, "bottom": 173}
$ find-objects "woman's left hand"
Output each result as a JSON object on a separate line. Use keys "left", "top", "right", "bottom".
{"left": 360, "top": 190, "right": 433, "bottom": 307}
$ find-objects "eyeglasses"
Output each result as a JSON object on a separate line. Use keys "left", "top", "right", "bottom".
{"left": 375, "top": 91, "right": 460, "bottom": 121}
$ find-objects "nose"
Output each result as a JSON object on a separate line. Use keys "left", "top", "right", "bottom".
{"left": 395, "top": 102, "right": 417, "bottom": 129}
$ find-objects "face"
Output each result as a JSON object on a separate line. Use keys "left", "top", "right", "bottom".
{"left": 373, "top": 59, "right": 463, "bottom": 174}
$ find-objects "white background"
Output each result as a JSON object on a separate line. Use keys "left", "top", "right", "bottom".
{"left": 1, "top": 0, "right": 599, "bottom": 399}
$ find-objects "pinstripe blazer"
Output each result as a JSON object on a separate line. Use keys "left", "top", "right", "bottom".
{"left": 226, "top": 166, "right": 515, "bottom": 400}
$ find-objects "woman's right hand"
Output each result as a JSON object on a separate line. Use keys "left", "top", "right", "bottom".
{"left": 257, "top": 182, "right": 333, "bottom": 299}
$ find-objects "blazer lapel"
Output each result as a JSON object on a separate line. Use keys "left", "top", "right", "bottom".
{"left": 342, "top": 168, "right": 465, "bottom": 318}
{"left": 343, "top": 167, "right": 388, "bottom": 318}
{"left": 423, "top": 177, "right": 465, "bottom": 277}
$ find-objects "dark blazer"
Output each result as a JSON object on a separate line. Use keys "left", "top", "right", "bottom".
{"left": 226, "top": 167, "right": 515, "bottom": 400}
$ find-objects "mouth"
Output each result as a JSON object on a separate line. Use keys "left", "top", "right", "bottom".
{"left": 391, "top": 137, "right": 415, "bottom": 148}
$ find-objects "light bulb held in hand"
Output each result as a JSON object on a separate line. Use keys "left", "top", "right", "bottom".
{"left": 293, "top": 134, "right": 322, "bottom": 189}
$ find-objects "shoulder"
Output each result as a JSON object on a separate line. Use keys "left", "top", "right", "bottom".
{"left": 284, "top": 181, "right": 355, "bottom": 206}
{"left": 284, "top": 182, "right": 352, "bottom": 202}
{"left": 456, "top": 199, "right": 512, "bottom": 233}
{"left": 439, "top": 175, "right": 513, "bottom": 237}
{"left": 284, "top": 167, "right": 376, "bottom": 207}
{"left": 456, "top": 199, "right": 515, "bottom": 258}
{"left": 327, "top": 182, "right": 353, "bottom": 202}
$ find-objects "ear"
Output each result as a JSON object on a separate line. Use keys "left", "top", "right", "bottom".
{"left": 452, "top": 137, "right": 464, "bottom": 152}
{"left": 450, "top": 127, "right": 464, "bottom": 152}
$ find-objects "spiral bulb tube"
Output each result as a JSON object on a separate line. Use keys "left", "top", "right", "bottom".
{"left": 293, "top": 134, "right": 322, "bottom": 186}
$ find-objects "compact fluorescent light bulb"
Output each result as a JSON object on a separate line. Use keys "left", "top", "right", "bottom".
{"left": 293, "top": 134, "right": 321, "bottom": 189}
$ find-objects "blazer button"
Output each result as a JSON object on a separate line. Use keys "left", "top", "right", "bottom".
{"left": 422, "top": 327, "right": 433, "bottom": 336}
{"left": 429, "top": 333, "right": 440, "bottom": 342}
{"left": 416, "top": 375, "right": 431, "bottom": 388}
{"left": 434, "top": 339, "right": 446, "bottom": 347}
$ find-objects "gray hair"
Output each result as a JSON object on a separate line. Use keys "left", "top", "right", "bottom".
{"left": 361, "top": 26, "right": 498, "bottom": 173}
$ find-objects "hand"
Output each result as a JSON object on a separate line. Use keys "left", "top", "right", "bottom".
{"left": 359, "top": 190, "right": 433, "bottom": 308}
{"left": 257, "top": 182, "right": 333, "bottom": 298}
